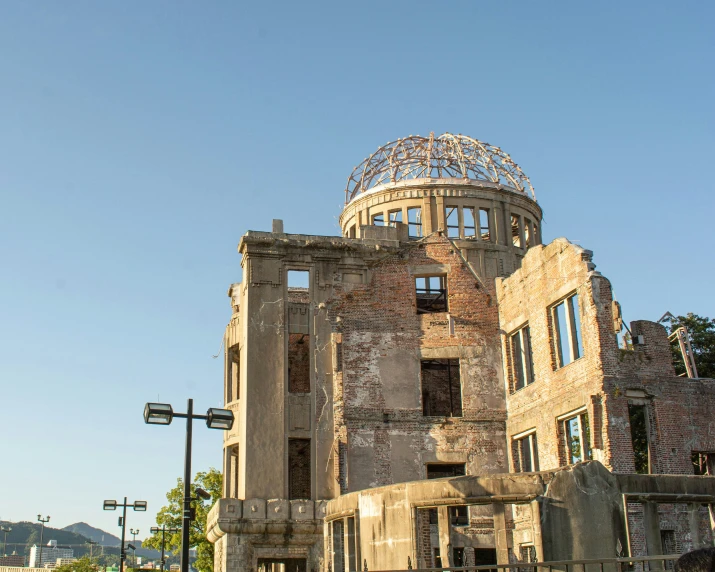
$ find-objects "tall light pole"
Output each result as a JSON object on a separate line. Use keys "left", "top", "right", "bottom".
{"left": 150, "top": 525, "right": 180, "bottom": 572}
{"left": 1, "top": 526, "right": 11, "bottom": 556}
{"left": 102, "top": 498, "right": 147, "bottom": 572}
{"left": 37, "top": 515, "right": 50, "bottom": 567}
{"left": 144, "top": 399, "right": 233, "bottom": 572}
{"left": 130, "top": 529, "right": 139, "bottom": 567}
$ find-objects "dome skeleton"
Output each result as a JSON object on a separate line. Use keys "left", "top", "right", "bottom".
{"left": 345, "top": 132, "right": 535, "bottom": 204}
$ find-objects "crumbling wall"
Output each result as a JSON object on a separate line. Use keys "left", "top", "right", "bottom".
{"left": 497, "top": 238, "right": 614, "bottom": 471}
{"left": 326, "top": 235, "right": 508, "bottom": 491}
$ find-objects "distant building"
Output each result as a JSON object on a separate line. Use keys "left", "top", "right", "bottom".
{"left": 28, "top": 542, "right": 74, "bottom": 568}
{"left": 0, "top": 553, "right": 25, "bottom": 567}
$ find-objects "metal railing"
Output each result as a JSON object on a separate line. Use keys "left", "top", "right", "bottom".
{"left": 366, "top": 554, "right": 680, "bottom": 572}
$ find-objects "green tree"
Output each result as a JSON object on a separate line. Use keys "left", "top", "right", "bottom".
{"left": 664, "top": 313, "right": 715, "bottom": 378}
{"left": 54, "top": 556, "right": 99, "bottom": 572}
{"left": 142, "top": 469, "right": 222, "bottom": 572}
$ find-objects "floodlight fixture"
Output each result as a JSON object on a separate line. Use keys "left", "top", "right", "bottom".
{"left": 195, "top": 488, "right": 211, "bottom": 501}
{"left": 133, "top": 501, "right": 147, "bottom": 511}
{"left": 206, "top": 408, "right": 234, "bottom": 430}
{"left": 103, "top": 500, "right": 118, "bottom": 511}
{"left": 144, "top": 403, "right": 174, "bottom": 425}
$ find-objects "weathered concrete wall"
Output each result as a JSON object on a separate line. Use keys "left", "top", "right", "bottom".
{"left": 324, "top": 463, "right": 715, "bottom": 571}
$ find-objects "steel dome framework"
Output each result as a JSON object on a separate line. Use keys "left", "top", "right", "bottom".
{"left": 345, "top": 132, "right": 535, "bottom": 204}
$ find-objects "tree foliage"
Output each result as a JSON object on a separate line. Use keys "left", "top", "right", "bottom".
{"left": 664, "top": 313, "right": 715, "bottom": 378}
{"left": 142, "top": 469, "right": 222, "bottom": 572}
{"left": 54, "top": 557, "right": 99, "bottom": 572}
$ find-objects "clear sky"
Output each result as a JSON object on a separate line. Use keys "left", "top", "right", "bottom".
{"left": 1, "top": 1, "right": 713, "bottom": 538}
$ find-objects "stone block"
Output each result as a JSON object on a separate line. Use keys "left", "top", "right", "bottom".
{"left": 220, "top": 499, "right": 243, "bottom": 519}
{"left": 314, "top": 500, "right": 327, "bottom": 520}
{"left": 267, "top": 499, "right": 290, "bottom": 520}
{"left": 243, "top": 498, "right": 266, "bottom": 519}
{"left": 290, "top": 499, "right": 314, "bottom": 520}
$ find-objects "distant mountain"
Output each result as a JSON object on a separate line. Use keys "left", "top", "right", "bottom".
{"left": 62, "top": 523, "right": 120, "bottom": 547}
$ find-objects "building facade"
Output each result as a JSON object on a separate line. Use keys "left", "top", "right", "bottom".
{"left": 206, "top": 133, "right": 715, "bottom": 572}
{"left": 28, "top": 544, "right": 73, "bottom": 569}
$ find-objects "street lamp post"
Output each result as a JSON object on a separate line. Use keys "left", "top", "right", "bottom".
{"left": 130, "top": 529, "right": 139, "bottom": 567}
{"left": 37, "top": 515, "right": 50, "bottom": 567}
{"left": 102, "top": 498, "right": 147, "bottom": 572}
{"left": 1, "top": 526, "right": 11, "bottom": 557}
{"left": 144, "top": 399, "right": 233, "bottom": 572}
{"left": 150, "top": 526, "right": 180, "bottom": 572}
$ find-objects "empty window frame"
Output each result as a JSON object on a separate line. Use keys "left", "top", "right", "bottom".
{"left": 453, "top": 548, "right": 465, "bottom": 567}
{"left": 628, "top": 403, "right": 650, "bottom": 474}
{"left": 388, "top": 209, "right": 403, "bottom": 227}
{"left": 524, "top": 219, "right": 532, "bottom": 248}
{"left": 371, "top": 212, "right": 385, "bottom": 226}
{"left": 511, "top": 214, "right": 522, "bottom": 247}
{"left": 415, "top": 275, "right": 448, "bottom": 313}
{"left": 426, "top": 463, "right": 466, "bottom": 479}
{"left": 288, "top": 438, "right": 311, "bottom": 499}
{"left": 551, "top": 293, "right": 583, "bottom": 368}
{"left": 449, "top": 506, "right": 469, "bottom": 526}
{"left": 520, "top": 545, "right": 537, "bottom": 564}
{"left": 408, "top": 207, "right": 422, "bottom": 238}
{"left": 421, "top": 359, "right": 462, "bottom": 417}
{"left": 479, "top": 208, "right": 491, "bottom": 241}
{"left": 287, "top": 269, "right": 310, "bottom": 289}
{"left": 560, "top": 409, "right": 593, "bottom": 464}
{"left": 463, "top": 207, "right": 477, "bottom": 238}
{"left": 331, "top": 519, "right": 344, "bottom": 572}
{"left": 446, "top": 206, "right": 459, "bottom": 237}
{"left": 513, "top": 431, "right": 539, "bottom": 472}
{"left": 509, "top": 324, "right": 534, "bottom": 391}
{"left": 692, "top": 452, "right": 714, "bottom": 475}
{"left": 227, "top": 348, "right": 240, "bottom": 403}
{"left": 348, "top": 224, "right": 356, "bottom": 238}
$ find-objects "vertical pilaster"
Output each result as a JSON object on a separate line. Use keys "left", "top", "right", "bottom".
{"left": 493, "top": 502, "right": 510, "bottom": 565}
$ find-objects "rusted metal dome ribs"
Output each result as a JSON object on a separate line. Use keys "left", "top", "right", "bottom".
{"left": 344, "top": 132, "right": 535, "bottom": 204}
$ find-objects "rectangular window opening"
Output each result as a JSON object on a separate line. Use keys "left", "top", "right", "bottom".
{"left": 371, "top": 213, "right": 385, "bottom": 226}
{"left": 453, "top": 547, "right": 465, "bottom": 567}
{"left": 562, "top": 411, "right": 593, "bottom": 464}
{"left": 348, "top": 224, "right": 356, "bottom": 238}
{"left": 511, "top": 214, "right": 522, "bottom": 247}
{"left": 464, "top": 207, "right": 477, "bottom": 238}
{"left": 227, "top": 348, "right": 240, "bottom": 403}
{"left": 415, "top": 275, "right": 448, "bottom": 313}
{"left": 479, "top": 208, "right": 491, "bottom": 241}
{"left": 388, "top": 209, "right": 403, "bottom": 227}
{"left": 446, "top": 206, "right": 459, "bottom": 237}
{"left": 230, "top": 446, "right": 239, "bottom": 499}
{"left": 525, "top": 219, "right": 532, "bottom": 248}
{"left": 288, "top": 333, "right": 310, "bottom": 393}
{"left": 552, "top": 293, "right": 583, "bottom": 368}
{"left": 628, "top": 404, "right": 650, "bottom": 474}
{"left": 346, "top": 517, "right": 357, "bottom": 572}
{"left": 288, "top": 438, "right": 311, "bottom": 499}
{"left": 287, "top": 270, "right": 310, "bottom": 289}
{"left": 449, "top": 506, "right": 469, "bottom": 526}
{"left": 692, "top": 452, "right": 714, "bottom": 475}
{"left": 331, "top": 520, "right": 344, "bottom": 572}
{"left": 433, "top": 548, "right": 442, "bottom": 569}
{"left": 408, "top": 207, "right": 423, "bottom": 238}
{"left": 421, "top": 359, "right": 462, "bottom": 417}
{"left": 426, "top": 463, "right": 466, "bottom": 479}
{"left": 510, "top": 325, "right": 534, "bottom": 391}
{"left": 513, "top": 432, "right": 539, "bottom": 472}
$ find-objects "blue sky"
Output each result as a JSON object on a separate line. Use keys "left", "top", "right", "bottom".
{"left": 1, "top": 1, "right": 713, "bottom": 536}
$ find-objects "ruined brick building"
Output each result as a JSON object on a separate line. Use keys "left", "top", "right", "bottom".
{"left": 206, "top": 134, "right": 715, "bottom": 572}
